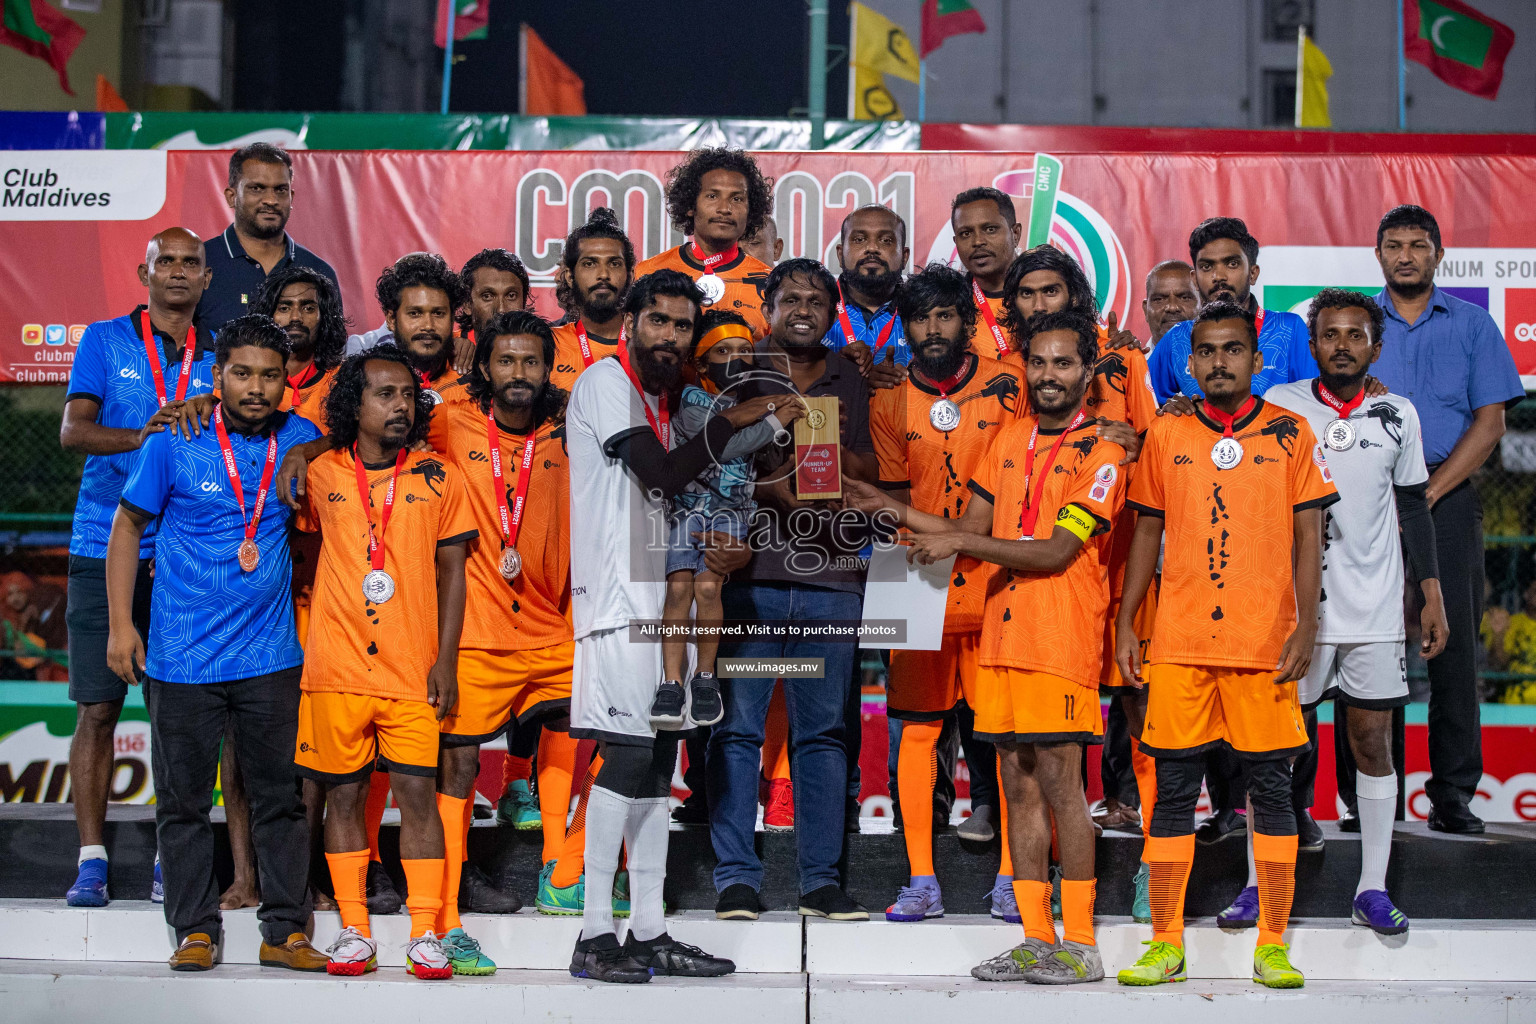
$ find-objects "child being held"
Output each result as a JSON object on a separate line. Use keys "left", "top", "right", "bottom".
{"left": 651, "top": 311, "right": 803, "bottom": 728}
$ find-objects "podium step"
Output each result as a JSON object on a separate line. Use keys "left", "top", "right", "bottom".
{"left": 0, "top": 899, "right": 802, "bottom": 973}
{"left": 0, "top": 960, "right": 809, "bottom": 1024}
{"left": 804, "top": 914, "right": 1536, "bottom": 982}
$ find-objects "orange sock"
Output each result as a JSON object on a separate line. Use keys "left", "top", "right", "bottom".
{"left": 537, "top": 729, "right": 579, "bottom": 864}
{"left": 1061, "top": 878, "right": 1097, "bottom": 946}
{"left": 1253, "top": 831, "right": 1298, "bottom": 947}
{"left": 401, "top": 858, "right": 444, "bottom": 939}
{"left": 325, "top": 849, "right": 371, "bottom": 936}
{"left": 764, "top": 684, "right": 791, "bottom": 781}
{"left": 550, "top": 750, "right": 602, "bottom": 887}
{"left": 996, "top": 771, "right": 1012, "bottom": 875}
{"left": 897, "top": 720, "right": 943, "bottom": 877}
{"left": 502, "top": 753, "right": 532, "bottom": 791}
{"left": 1130, "top": 737, "right": 1157, "bottom": 849}
{"left": 1143, "top": 834, "right": 1195, "bottom": 947}
{"left": 1012, "top": 879, "right": 1055, "bottom": 943}
{"left": 364, "top": 773, "right": 390, "bottom": 863}
{"left": 435, "top": 794, "right": 467, "bottom": 933}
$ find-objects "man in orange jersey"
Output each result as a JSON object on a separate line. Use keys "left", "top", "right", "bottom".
{"left": 637, "top": 148, "right": 774, "bottom": 336}
{"left": 448, "top": 248, "right": 533, "bottom": 372}
{"left": 1113, "top": 302, "right": 1337, "bottom": 990}
{"left": 847, "top": 309, "right": 1127, "bottom": 984}
{"left": 429, "top": 310, "right": 578, "bottom": 974}
{"left": 551, "top": 207, "right": 635, "bottom": 391}
{"left": 294, "top": 345, "right": 477, "bottom": 980}
{"left": 870, "top": 264, "right": 1022, "bottom": 925}
{"left": 999, "top": 244, "right": 1160, "bottom": 917}
{"left": 950, "top": 187, "right": 1021, "bottom": 363}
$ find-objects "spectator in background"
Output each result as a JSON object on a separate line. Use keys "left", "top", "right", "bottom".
{"left": 59, "top": 227, "right": 218, "bottom": 909}
{"left": 196, "top": 144, "right": 339, "bottom": 333}
{"left": 1369, "top": 205, "right": 1526, "bottom": 834}
{"left": 1141, "top": 260, "right": 1199, "bottom": 348}
{"left": 1485, "top": 577, "right": 1536, "bottom": 703}
{"left": 742, "top": 216, "right": 783, "bottom": 268}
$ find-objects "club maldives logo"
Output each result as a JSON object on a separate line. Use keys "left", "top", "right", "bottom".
{"left": 924, "top": 154, "right": 1133, "bottom": 328}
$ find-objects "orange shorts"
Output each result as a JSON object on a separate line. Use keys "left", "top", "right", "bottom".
{"left": 295, "top": 690, "right": 440, "bottom": 784}
{"left": 1101, "top": 578, "right": 1158, "bottom": 692}
{"left": 441, "top": 642, "right": 574, "bottom": 746}
{"left": 887, "top": 632, "right": 979, "bottom": 720}
{"left": 973, "top": 665, "right": 1103, "bottom": 746}
{"left": 1140, "top": 663, "right": 1309, "bottom": 759}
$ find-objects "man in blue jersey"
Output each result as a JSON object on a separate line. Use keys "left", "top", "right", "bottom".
{"left": 824, "top": 205, "right": 910, "bottom": 390}
{"left": 1146, "top": 217, "right": 1318, "bottom": 404}
{"left": 105, "top": 315, "right": 325, "bottom": 973}
{"left": 59, "top": 227, "right": 218, "bottom": 907}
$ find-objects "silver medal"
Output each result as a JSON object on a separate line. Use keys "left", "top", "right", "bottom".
{"left": 362, "top": 569, "right": 396, "bottom": 604}
{"left": 499, "top": 546, "right": 523, "bottom": 581}
{"left": 697, "top": 273, "right": 726, "bottom": 306}
{"left": 929, "top": 398, "right": 962, "bottom": 432}
{"left": 1210, "top": 436, "right": 1244, "bottom": 471}
{"left": 1324, "top": 418, "right": 1356, "bottom": 452}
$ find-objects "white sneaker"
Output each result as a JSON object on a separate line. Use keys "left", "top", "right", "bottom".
{"left": 406, "top": 930, "right": 454, "bottom": 980}
{"left": 324, "top": 926, "right": 377, "bottom": 976}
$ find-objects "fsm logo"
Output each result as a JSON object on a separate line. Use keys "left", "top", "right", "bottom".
{"left": 924, "top": 153, "right": 1132, "bottom": 329}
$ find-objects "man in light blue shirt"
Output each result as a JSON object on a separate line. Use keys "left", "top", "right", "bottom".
{"left": 106, "top": 315, "right": 324, "bottom": 970}
{"left": 1367, "top": 204, "right": 1524, "bottom": 835}
{"left": 1147, "top": 217, "right": 1319, "bottom": 404}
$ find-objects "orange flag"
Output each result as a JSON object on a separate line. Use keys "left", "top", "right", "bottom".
{"left": 519, "top": 24, "right": 585, "bottom": 115}
{"left": 95, "top": 73, "right": 129, "bottom": 112}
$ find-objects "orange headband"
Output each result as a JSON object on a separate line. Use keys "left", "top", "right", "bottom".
{"left": 696, "top": 322, "right": 754, "bottom": 357}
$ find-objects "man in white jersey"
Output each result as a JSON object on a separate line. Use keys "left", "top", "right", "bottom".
{"left": 1246, "top": 289, "right": 1448, "bottom": 935}
{"left": 565, "top": 268, "right": 784, "bottom": 981}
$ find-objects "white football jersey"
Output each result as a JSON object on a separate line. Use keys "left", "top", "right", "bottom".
{"left": 1265, "top": 380, "right": 1428, "bottom": 642}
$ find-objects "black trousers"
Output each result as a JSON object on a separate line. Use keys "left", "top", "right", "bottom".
{"left": 146, "top": 667, "right": 309, "bottom": 945}
{"left": 1100, "top": 695, "right": 1138, "bottom": 807}
{"left": 1419, "top": 478, "right": 1485, "bottom": 809}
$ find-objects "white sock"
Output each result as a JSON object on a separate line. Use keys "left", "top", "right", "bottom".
{"left": 1355, "top": 771, "right": 1397, "bottom": 896}
{"left": 624, "top": 797, "right": 672, "bottom": 942}
{"left": 579, "top": 786, "right": 632, "bottom": 941}
{"left": 78, "top": 845, "right": 107, "bottom": 866}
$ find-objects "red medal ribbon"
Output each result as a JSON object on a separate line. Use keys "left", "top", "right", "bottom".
{"left": 912, "top": 353, "right": 973, "bottom": 400}
{"left": 486, "top": 412, "right": 538, "bottom": 550}
{"left": 615, "top": 326, "right": 670, "bottom": 447}
{"left": 836, "top": 287, "right": 898, "bottom": 357}
{"left": 1201, "top": 395, "right": 1257, "bottom": 439}
{"left": 575, "top": 322, "right": 595, "bottom": 367}
{"left": 971, "top": 280, "right": 1009, "bottom": 357}
{"left": 352, "top": 446, "right": 408, "bottom": 572}
{"left": 139, "top": 309, "right": 198, "bottom": 406}
{"left": 690, "top": 241, "right": 738, "bottom": 276}
{"left": 1018, "top": 409, "right": 1088, "bottom": 538}
{"left": 286, "top": 363, "right": 318, "bottom": 408}
{"left": 1254, "top": 307, "right": 1266, "bottom": 337}
{"left": 1316, "top": 381, "right": 1366, "bottom": 421}
{"left": 212, "top": 405, "right": 279, "bottom": 548}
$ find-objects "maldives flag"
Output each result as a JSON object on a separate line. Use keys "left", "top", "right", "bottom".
{"left": 434, "top": 0, "right": 490, "bottom": 49}
{"left": 1404, "top": 0, "right": 1514, "bottom": 100}
{"left": 0, "top": 0, "right": 85, "bottom": 95}
{"left": 920, "top": 0, "right": 986, "bottom": 58}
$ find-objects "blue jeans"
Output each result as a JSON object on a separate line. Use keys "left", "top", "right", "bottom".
{"left": 708, "top": 582, "right": 860, "bottom": 895}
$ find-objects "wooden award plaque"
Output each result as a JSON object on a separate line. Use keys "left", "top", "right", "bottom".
{"left": 794, "top": 395, "right": 842, "bottom": 500}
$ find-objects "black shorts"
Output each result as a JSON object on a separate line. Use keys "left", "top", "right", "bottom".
{"left": 67, "top": 554, "right": 153, "bottom": 704}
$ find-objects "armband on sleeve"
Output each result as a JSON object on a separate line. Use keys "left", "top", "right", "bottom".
{"left": 1056, "top": 503, "right": 1097, "bottom": 542}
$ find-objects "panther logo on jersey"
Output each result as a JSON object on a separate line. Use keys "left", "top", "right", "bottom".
{"left": 970, "top": 372, "right": 1022, "bottom": 414}
{"left": 1258, "top": 414, "right": 1301, "bottom": 456}
{"left": 409, "top": 458, "right": 447, "bottom": 497}
{"left": 1095, "top": 353, "right": 1129, "bottom": 395}
{"left": 1366, "top": 401, "right": 1404, "bottom": 445}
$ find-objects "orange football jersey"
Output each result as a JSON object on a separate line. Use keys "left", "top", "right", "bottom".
{"left": 871, "top": 357, "right": 1023, "bottom": 633}
{"left": 436, "top": 400, "right": 572, "bottom": 651}
{"left": 967, "top": 289, "right": 1012, "bottom": 361}
{"left": 550, "top": 322, "right": 623, "bottom": 393}
{"left": 968, "top": 415, "right": 1128, "bottom": 687}
{"left": 1085, "top": 343, "right": 1158, "bottom": 434}
{"left": 635, "top": 245, "right": 771, "bottom": 337}
{"left": 1127, "top": 398, "right": 1339, "bottom": 672}
{"left": 298, "top": 448, "right": 478, "bottom": 701}
{"left": 422, "top": 366, "right": 470, "bottom": 453}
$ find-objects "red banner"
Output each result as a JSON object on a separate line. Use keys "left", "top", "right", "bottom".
{"left": 6, "top": 146, "right": 1536, "bottom": 384}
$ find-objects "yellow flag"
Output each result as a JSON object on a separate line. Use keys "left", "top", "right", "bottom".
{"left": 1295, "top": 27, "right": 1332, "bottom": 128}
{"left": 851, "top": 63, "right": 904, "bottom": 120}
{"left": 851, "top": 2, "right": 919, "bottom": 84}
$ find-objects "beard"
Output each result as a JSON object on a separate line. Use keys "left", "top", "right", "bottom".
{"left": 1387, "top": 275, "right": 1432, "bottom": 299}
{"left": 1029, "top": 375, "right": 1089, "bottom": 417}
{"left": 496, "top": 380, "right": 537, "bottom": 408}
{"left": 913, "top": 338, "right": 967, "bottom": 382}
{"left": 1319, "top": 367, "right": 1368, "bottom": 394}
{"left": 634, "top": 342, "right": 684, "bottom": 395}
{"left": 405, "top": 334, "right": 448, "bottom": 377}
{"left": 238, "top": 208, "right": 285, "bottom": 241}
{"left": 577, "top": 281, "right": 625, "bottom": 322}
{"left": 840, "top": 266, "right": 902, "bottom": 304}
